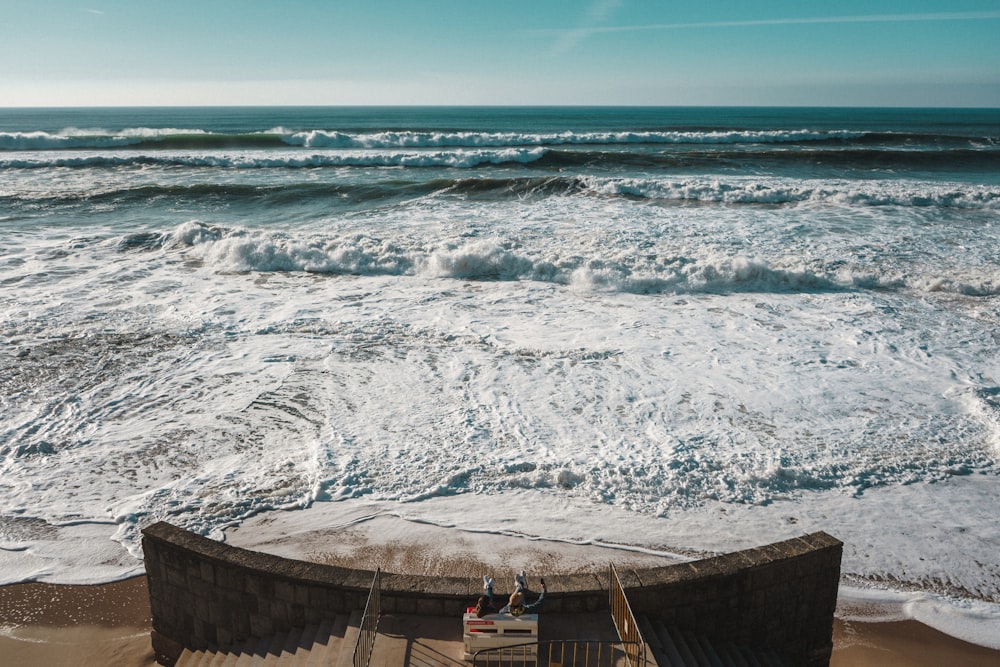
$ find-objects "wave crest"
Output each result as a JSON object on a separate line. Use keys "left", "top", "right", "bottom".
{"left": 0, "top": 148, "right": 548, "bottom": 170}
{"left": 155, "top": 223, "right": 853, "bottom": 294}
{"left": 279, "top": 128, "right": 868, "bottom": 149}
{"left": 583, "top": 177, "right": 1000, "bottom": 209}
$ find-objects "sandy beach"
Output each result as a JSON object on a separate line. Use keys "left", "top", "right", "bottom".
{"left": 2, "top": 527, "right": 998, "bottom": 667}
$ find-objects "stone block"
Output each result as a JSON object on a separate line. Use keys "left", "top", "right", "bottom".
{"left": 245, "top": 574, "right": 262, "bottom": 596}
{"left": 270, "top": 599, "right": 290, "bottom": 624}
{"left": 308, "top": 586, "right": 327, "bottom": 609}
{"left": 235, "top": 613, "right": 251, "bottom": 640}
{"left": 635, "top": 563, "right": 692, "bottom": 587}
{"left": 256, "top": 577, "right": 274, "bottom": 599}
{"left": 558, "top": 594, "right": 589, "bottom": 614}
{"left": 238, "top": 592, "right": 258, "bottom": 615}
{"left": 216, "top": 626, "right": 233, "bottom": 649}
{"left": 290, "top": 604, "right": 306, "bottom": 626}
{"left": 395, "top": 595, "right": 417, "bottom": 614}
{"left": 324, "top": 587, "right": 345, "bottom": 612}
{"left": 443, "top": 598, "right": 468, "bottom": 616}
{"left": 202, "top": 621, "right": 218, "bottom": 646}
{"left": 166, "top": 565, "right": 187, "bottom": 588}
{"left": 293, "top": 584, "right": 310, "bottom": 606}
{"left": 223, "top": 568, "right": 246, "bottom": 592}
{"left": 274, "top": 580, "right": 294, "bottom": 603}
{"left": 343, "top": 569, "right": 377, "bottom": 590}
{"left": 585, "top": 593, "right": 605, "bottom": 612}
{"left": 249, "top": 613, "right": 273, "bottom": 638}
{"left": 416, "top": 597, "right": 445, "bottom": 616}
{"left": 207, "top": 600, "right": 227, "bottom": 627}
{"left": 193, "top": 596, "right": 209, "bottom": 623}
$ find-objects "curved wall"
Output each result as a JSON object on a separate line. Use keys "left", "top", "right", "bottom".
{"left": 142, "top": 521, "right": 840, "bottom": 666}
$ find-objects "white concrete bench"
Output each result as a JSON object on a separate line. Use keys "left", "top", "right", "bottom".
{"left": 463, "top": 611, "right": 539, "bottom": 660}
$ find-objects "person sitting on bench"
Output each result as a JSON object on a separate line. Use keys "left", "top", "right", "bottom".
{"left": 478, "top": 571, "right": 547, "bottom": 617}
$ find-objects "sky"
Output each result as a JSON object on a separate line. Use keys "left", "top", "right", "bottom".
{"left": 1, "top": 0, "right": 999, "bottom": 107}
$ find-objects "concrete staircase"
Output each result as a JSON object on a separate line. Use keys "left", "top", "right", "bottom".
{"left": 176, "top": 611, "right": 362, "bottom": 666}
{"left": 638, "top": 616, "right": 790, "bottom": 667}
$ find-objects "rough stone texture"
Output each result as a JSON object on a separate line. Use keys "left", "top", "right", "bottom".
{"left": 625, "top": 532, "right": 842, "bottom": 667}
{"left": 142, "top": 522, "right": 840, "bottom": 667}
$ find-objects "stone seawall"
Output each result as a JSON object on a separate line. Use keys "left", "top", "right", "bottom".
{"left": 620, "top": 531, "right": 842, "bottom": 666}
{"left": 142, "top": 522, "right": 840, "bottom": 666}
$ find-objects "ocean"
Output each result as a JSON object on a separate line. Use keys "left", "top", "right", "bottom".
{"left": 1, "top": 106, "right": 999, "bottom": 644}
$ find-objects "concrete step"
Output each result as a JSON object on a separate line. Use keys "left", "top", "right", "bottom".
{"left": 174, "top": 613, "right": 354, "bottom": 667}
{"left": 307, "top": 616, "right": 336, "bottom": 663}
{"left": 333, "top": 609, "right": 364, "bottom": 667}
{"left": 650, "top": 620, "right": 686, "bottom": 667}
{"left": 689, "top": 632, "right": 726, "bottom": 667}
{"left": 175, "top": 648, "right": 204, "bottom": 667}
{"left": 638, "top": 615, "right": 795, "bottom": 667}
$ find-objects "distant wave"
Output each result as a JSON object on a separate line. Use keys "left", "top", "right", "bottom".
{"left": 0, "top": 128, "right": 213, "bottom": 151}
{"left": 453, "top": 175, "right": 1000, "bottom": 210}
{"left": 135, "top": 221, "right": 1000, "bottom": 296}
{"left": 278, "top": 128, "right": 871, "bottom": 149}
{"left": 9, "top": 126, "right": 998, "bottom": 152}
{"left": 580, "top": 177, "right": 1000, "bottom": 209}
{"left": 538, "top": 146, "right": 1000, "bottom": 172}
{"left": 0, "top": 148, "right": 548, "bottom": 170}
{"left": 7, "top": 175, "right": 998, "bottom": 211}
{"left": 5, "top": 145, "right": 997, "bottom": 179}
{"left": 0, "top": 127, "right": 870, "bottom": 151}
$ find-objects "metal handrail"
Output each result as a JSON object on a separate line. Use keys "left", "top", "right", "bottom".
{"left": 473, "top": 639, "right": 645, "bottom": 667}
{"left": 353, "top": 567, "right": 381, "bottom": 667}
{"left": 609, "top": 563, "right": 646, "bottom": 667}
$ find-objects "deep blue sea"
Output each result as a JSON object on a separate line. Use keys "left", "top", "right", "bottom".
{"left": 1, "top": 106, "right": 999, "bottom": 644}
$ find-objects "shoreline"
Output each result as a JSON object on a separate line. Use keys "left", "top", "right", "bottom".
{"left": 2, "top": 576, "right": 999, "bottom": 667}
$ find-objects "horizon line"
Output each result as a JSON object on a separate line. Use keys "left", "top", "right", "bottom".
{"left": 2, "top": 103, "right": 999, "bottom": 111}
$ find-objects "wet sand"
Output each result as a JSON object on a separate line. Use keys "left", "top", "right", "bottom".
{"left": 0, "top": 577, "right": 154, "bottom": 667}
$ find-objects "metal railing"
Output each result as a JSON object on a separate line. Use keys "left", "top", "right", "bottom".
{"left": 473, "top": 639, "right": 644, "bottom": 667}
{"left": 609, "top": 563, "right": 646, "bottom": 667}
{"left": 353, "top": 567, "right": 381, "bottom": 667}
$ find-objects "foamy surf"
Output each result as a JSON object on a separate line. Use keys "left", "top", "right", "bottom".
{"left": 1, "top": 106, "right": 998, "bottom": 650}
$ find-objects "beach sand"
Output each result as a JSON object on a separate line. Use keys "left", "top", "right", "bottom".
{"left": 0, "top": 577, "right": 154, "bottom": 667}
{"left": 2, "top": 529, "right": 998, "bottom": 667}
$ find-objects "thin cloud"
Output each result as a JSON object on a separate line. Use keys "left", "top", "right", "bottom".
{"left": 85, "top": 8, "right": 104, "bottom": 15}
{"left": 552, "top": 0, "right": 625, "bottom": 55}
{"left": 541, "top": 10, "right": 1000, "bottom": 42}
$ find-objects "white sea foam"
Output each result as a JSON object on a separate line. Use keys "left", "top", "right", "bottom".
{"left": 0, "top": 147, "right": 549, "bottom": 170}
{"left": 583, "top": 176, "right": 1000, "bottom": 209}
{"left": 1, "top": 127, "right": 866, "bottom": 152}
{"left": 161, "top": 219, "right": 997, "bottom": 299}
{"left": 278, "top": 128, "right": 867, "bottom": 149}
{"left": 2, "top": 109, "right": 999, "bottom": 651}
{"left": 0, "top": 128, "right": 208, "bottom": 151}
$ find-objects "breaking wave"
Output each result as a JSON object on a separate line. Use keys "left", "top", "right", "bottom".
{"left": 1, "top": 127, "right": 872, "bottom": 151}
{"left": 8, "top": 126, "right": 997, "bottom": 153}
{"left": 129, "top": 221, "right": 1000, "bottom": 296}
{"left": 278, "top": 128, "right": 870, "bottom": 148}
{"left": 0, "top": 148, "right": 548, "bottom": 170}
{"left": 5, "top": 175, "right": 998, "bottom": 211}
{"left": 581, "top": 177, "right": 1000, "bottom": 209}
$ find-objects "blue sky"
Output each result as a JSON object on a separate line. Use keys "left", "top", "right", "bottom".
{"left": 1, "top": 0, "right": 999, "bottom": 106}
